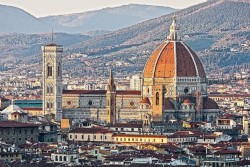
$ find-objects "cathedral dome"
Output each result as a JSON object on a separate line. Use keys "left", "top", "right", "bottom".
{"left": 182, "top": 99, "right": 193, "bottom": 104}
{"left": 143, "top": 17, "right": 206, "bottom": 79}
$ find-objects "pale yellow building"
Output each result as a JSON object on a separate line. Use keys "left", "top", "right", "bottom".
{"left": 112, "top": 134, "right": 167, "bottom": 145}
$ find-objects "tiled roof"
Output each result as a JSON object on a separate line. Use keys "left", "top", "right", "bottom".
{"left": 63, "top": 90, "right": 141, "bottom": 95}
{"left": 182, "top": 98, "right": 193, "bottom": 104}
{"left": 203, "top": 97, "right": 219, "bottom": 109}
{"left": 22, "top": 107, "right": 42, "bottom": 111}
{"left": 116, "top": 90, "right": 141, "bottom": 95}
{"left": 107, "top": 123, "right": 142, "bottom": 128}
{"left": 143, "top": 41, "right": 206, "bottom": 78}
{"left": 63, "top": 90, "right": 106, "bottom": 95}
{"left": 164, "top": 98, "right": 175, "bottom": 110}
{"left": 0, "top": 121, "right": 39, "bottom": 128}
{"left": 214, "top": 149, "right": 240, "bottom": 155}
{"left": 139, "top": 97, "right": 151, "bottom": 105}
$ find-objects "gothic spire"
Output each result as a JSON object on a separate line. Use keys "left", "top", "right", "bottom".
{"left": 107, "top": 69, "right": 116, "bottom": 92}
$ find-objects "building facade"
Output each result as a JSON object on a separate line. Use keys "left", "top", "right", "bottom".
{"left": 42, "top": 17, "right": 220, "bottom": 125}
{"left": 0, "top": 121, "right": 39, "bottom": 145}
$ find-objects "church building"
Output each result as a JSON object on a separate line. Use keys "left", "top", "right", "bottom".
{"left": 42, "top": 16, "right": 220, "bottom": 125}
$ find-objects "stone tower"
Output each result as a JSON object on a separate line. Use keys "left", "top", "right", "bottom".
{"left": 106, "top": 69, "right": 116, "bottom": 124}
{"left": 42, "top": 44, "right": 63, "bottom": 121}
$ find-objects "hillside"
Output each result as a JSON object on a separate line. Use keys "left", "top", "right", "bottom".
{"left": 0, "top": 4, "right": 177, "bottom": 34}
{"left": 0, "top": 33, "right": 90, "bottom": 65}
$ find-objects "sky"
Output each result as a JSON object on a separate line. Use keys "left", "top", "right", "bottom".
{"left": 0, "top": 0, "right": 206, "bottom": 17}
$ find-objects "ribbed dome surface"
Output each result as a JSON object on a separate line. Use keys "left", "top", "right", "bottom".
{"left": 143, "top": 41, "right": 206, "bottom": 78}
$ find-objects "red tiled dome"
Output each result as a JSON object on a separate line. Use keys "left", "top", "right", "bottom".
{"left": 139, "top": 97, "right": 151, "bottom": 105}
{"left": 182, "top": 98, "right": 193, "bottom": 104}
{"left": 143, "top": 41, "right": 206, "bottom": 78}
{"left": 203, "top": 98, "right": 219, "bottom": 109}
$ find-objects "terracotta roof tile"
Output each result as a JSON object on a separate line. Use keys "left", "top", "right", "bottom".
{"left": 116, "top": 90, "right": 141, "bottom": 95}
{"left": 139, "top": 97, "right": 151, "bottom": 105}
{"left": 0, "top": 121, "right": 39, "bottom": 128}
{"left": 203, "top": 97, "right": 219, "bottom": 109}
{"left": 164, "top": 98, "right": 175, "bottom": 110}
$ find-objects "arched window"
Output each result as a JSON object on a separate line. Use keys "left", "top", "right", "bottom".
{"left": 50, "top": 86, "right": 53, "bottom": 94}
{"left": 147, "top": 88, "right": 149, "bottom": 94}
{"left": 156, "top": 92, "right": 159, "bottom": 105}
{"left": 47, "top": 64, "right": 52, "bottom": 77}
{"left": 47, "top": 86, "right": 50, "bottom": 94}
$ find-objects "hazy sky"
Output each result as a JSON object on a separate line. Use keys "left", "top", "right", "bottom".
{"left": 0, "top": 0, "right": 206, "bottom": 17}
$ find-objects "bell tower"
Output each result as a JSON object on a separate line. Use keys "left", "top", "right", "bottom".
{"left": 42, "top": 43, "right": 63, "bottom": 122}
{"left": 106, "top": 69, "right": 116, "bottom": 124}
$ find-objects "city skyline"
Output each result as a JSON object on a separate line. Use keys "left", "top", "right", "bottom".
{"left": 0, "top": 0, "right": 206, "bottom": 17}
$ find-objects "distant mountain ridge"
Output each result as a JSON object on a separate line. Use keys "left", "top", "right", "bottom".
{"left": 40, "top": 4, "right": 177, "bottom": 33}
{"left": 0, "top": 5, "right": 49, "bottom": 33}
{"left": 0, "top": 4, "right": 177, "bottom": 34}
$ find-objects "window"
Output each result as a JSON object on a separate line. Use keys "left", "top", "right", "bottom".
{"left": 63, "top": 156, "right": 67, "bottom": 161}
{"left": 50, "top": 87, "right": 53, "bottom": 94}
{"left": 70, "top": 135, "right": 72, "bottom": 139}
{"left": 75, "top": 135, "right": 77, "bottom": 139}
{"left": 47, "top": 65, "right": 53, "bottom": 77}
{"left": 47, "top": 86, "right": 50, "bottom": 94}
{"left": 94, "top": 135, "right": 96, "bottom": 140}
{"left": 156, "top": 92, "right": 159, "bottom": 105}
{"left": 57, "top": 63, "right": 61, "bottom": 77}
